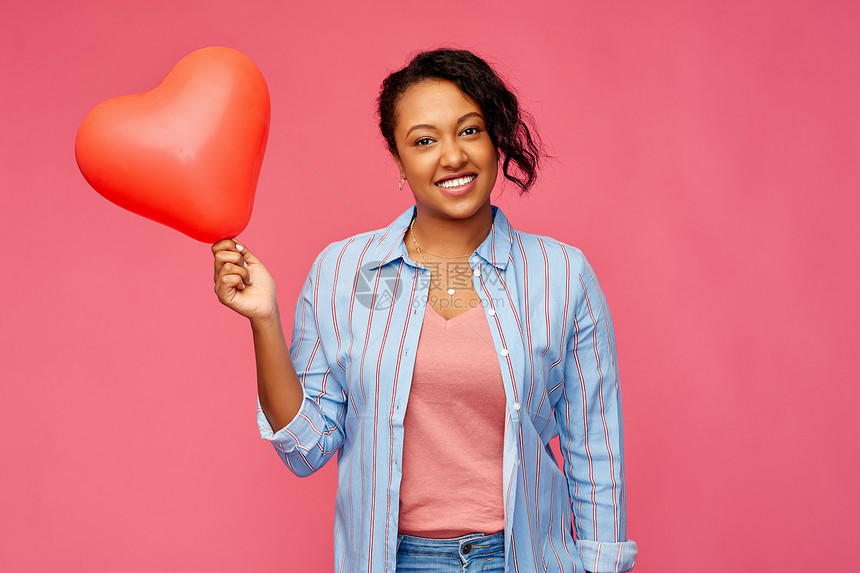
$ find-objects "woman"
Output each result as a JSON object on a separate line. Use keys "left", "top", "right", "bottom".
{"left": 212, "top": 49, "right": 637, "bottom": 572}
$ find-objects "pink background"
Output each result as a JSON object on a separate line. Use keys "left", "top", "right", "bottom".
{"left": 2, "top": 1, "right": 858, "bottom": 571}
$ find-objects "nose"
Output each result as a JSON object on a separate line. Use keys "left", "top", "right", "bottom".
{"left": 439, "top": 137, "right": 467, "bottom": 169}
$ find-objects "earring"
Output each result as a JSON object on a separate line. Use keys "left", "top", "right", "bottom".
{"left": 399, "top": 177, "right": 405, "bottom": 192}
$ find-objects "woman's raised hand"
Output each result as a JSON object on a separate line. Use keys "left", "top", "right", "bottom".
{"left": 211, "top": 239, "right": 278, "bottom": 323}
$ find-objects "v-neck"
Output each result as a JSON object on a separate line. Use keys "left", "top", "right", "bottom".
{"left": 424, "top": 303, "right": 482, "bottom": 328}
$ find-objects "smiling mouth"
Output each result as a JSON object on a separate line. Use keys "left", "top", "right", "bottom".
{"left": 436, "top": 174, "right": 477, "bottom": 189}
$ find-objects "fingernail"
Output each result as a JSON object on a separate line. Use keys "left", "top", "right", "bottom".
{"left": 235, "top": 242, "right": 244, "bottom": 251}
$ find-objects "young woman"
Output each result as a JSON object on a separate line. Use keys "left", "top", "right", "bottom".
{"left": 212, "top": 49, "right": 637, "bottom": 573}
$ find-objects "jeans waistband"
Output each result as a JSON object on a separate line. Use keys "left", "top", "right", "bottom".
{"left": 396, "top": 531, "right": 504, "bottom": 558}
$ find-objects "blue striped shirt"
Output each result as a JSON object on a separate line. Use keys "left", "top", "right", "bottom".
{"left": 257, "top": 204, "right": 638, "bottom": 572}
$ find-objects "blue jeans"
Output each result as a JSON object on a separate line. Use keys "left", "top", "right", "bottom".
{"left": 395, "top": 531, "right": 505, "bottom": 572}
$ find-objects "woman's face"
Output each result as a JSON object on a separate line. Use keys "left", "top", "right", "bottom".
{"left": 392, "top": 79, "right": 499, "bottom": 222}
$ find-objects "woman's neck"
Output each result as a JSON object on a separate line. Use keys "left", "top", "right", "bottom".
{"left": 407, "top": 205, "right": 494, "bottom": 258}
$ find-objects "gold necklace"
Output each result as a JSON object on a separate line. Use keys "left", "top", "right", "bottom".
{"left": 409, "top": 219, "right": 473, "bottom": 295}
{"left": 414, "top": 245, "right": 472, "bottom": 296}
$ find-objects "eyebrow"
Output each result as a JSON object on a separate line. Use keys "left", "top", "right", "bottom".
{"left": 405, "top": 112, "right": 484, "bottom": 136}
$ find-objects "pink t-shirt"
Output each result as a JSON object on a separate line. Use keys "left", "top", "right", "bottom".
{"left": 397, "top": 303, "right": 507, "bottom": 538}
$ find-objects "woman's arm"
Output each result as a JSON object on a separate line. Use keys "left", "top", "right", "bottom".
{"left": 213, "top": 239, "right": 347, "bottom": 476}
{"left": 250, "top": 309, "right": 304, "bottom": 432}
{"left": 212, "top": 239, "right": 302, "bottom": 432}
{"left": 554, "top": 248, "right": 637, "bottom": 573}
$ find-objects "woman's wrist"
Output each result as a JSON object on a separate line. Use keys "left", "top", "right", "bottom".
{"left": 249, "top": 305, "right": 282, "bottom": 333}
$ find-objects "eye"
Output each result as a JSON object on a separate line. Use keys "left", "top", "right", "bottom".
{"left": 461, "top": 127, "right": 480, "bottom": 136}
{"left": 414, "top": 137, "right": 434, "bottom": 147}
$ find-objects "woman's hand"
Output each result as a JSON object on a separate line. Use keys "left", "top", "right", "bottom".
{"left": 211, "top": 239, "right": 278, "bottom": 324}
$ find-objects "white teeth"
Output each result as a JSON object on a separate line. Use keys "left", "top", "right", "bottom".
{"left": 437, "top": 175, "right": 476, "bottom": 189}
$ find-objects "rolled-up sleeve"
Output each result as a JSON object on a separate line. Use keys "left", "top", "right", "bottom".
{"left": 555, "top": 249, "right": 637, "bottom": 572}
{"left": 256, "top": 252, "right": 348, "bottom": 477}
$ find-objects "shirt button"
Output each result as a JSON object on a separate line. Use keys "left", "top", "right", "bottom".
{"left": 488, "top": 308, "right": 496, "bottom": 316}
{"left": 513, "top": 402, "right": 521, "bottom": 411}
{"left": 473, "top": 268, "right": 481, "bottom": 277}
{"left": 500, "top": 348, "right": 509, "bottom": 356}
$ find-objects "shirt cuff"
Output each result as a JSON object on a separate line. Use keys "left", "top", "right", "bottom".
{"left": 256, "top": 388, "right": 327, "bottom": 454}
{"left": 576, "top": 539, "right": 638, "bottom": 573}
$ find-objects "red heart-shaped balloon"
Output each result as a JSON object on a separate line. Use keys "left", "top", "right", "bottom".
{"left": 75, "top": 46, "right": 270, "bottom": 243}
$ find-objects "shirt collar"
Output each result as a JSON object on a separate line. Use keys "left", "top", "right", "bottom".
{"left": 368, "top": 204, "right": 513, "bottom": 271}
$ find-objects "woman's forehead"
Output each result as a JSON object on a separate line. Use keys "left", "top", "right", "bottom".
{"left": 395, "top": 79, "right": 482, "bottom": 127}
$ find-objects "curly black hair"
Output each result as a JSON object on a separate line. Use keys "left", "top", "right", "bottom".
{"left": 378, "top": 48, "right": 543, "bottom": 194}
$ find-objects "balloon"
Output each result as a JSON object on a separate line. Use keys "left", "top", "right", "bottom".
{"left": 75, "top": 46, "right": 270, "bottom": 243}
